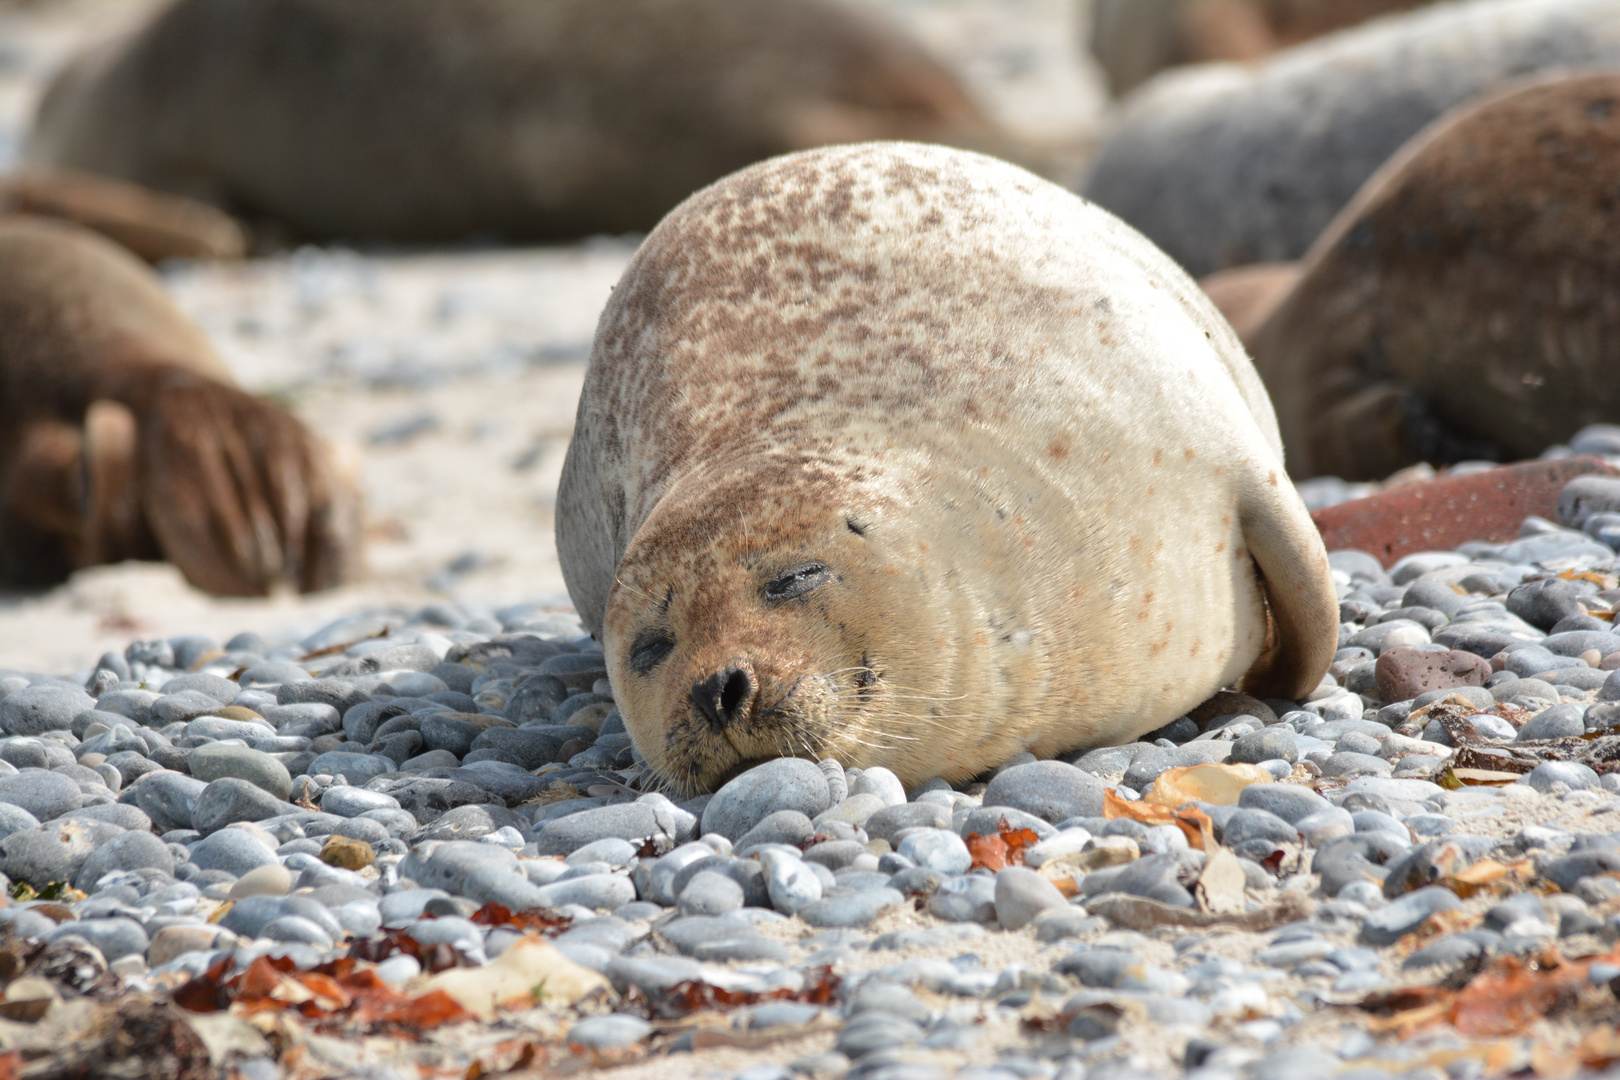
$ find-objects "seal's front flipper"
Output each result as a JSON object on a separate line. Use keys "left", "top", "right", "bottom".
{"left": 1235, "top": 471, "right": 1338, "bottom": 701}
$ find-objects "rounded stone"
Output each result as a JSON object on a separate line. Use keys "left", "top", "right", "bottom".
{"left": 761, "top": 851, "right": 822, "bottom": 915}
{"left": 187, "top": 743, "right": 292, "bottom": 800}
{"left": 700, "top": 758, "right": 834, "bottom": 841}
{"left": 228, "top": 864, "right": 293, "bottom": 899}
{"left": 1523, "top": 761, "right": 1601, "bottom": 793}
{"left": 1237, "top": 783, "right": 1332, "bottom": 824}
{"left": 1374, "top": 646, "right": 1491, "bottom": 704}
{"left": 864, "top": 802, "right": 953, "bottom": 845}
{"left": 320, "top": 785, "right": 401, "bottom": 818}
{"left": 49, "top": 917, "right": 147, "bottom": 961}
{"left": 0, "top": 804, "right": 40, "bottom": 842}
{"left": 677, "top": 870, "right": 744, "bottom": 916}
{"left": 734, "top": 810, "right": 816, "bottom": 853}
{"left": 0, "top": 684, "right": 94, "bottom": 737}
{"left": 798, "top": 887, "right": 903, "bottom": 928}
{"left": 568, "top": 1014, "right": 652, "bottom": 1050}
{"left": 1518, "top": 705, "right": 1587, "bottom": 741}
{"left": 191, "top": 778, "right": 292, "bottom": 835}
{"left": 848, "top": 767, "right": 906, "bottom": 807}
{"left": 72, "top": 830, "right": 174, "bottom": 892}
{"left": 0, "top": 770, "right": 82, "bottom": 822}
{"left": 980, "top": 761, "right": 1104, "bottom": 824}
{"left": 1223, "top": 808, "right": 1299, "bottom": 847}
{"left": 1361, "top": 885, "right": 1462, "bottom": 945}
{"left": 896, "top": 829, "right": 972, "bottom": 875}
{"left": 320, "top": 834, "right": 375, "bottom": 870}
{"left": 188, "top": 828, "right": 278, "bottom": 876}
{"left": 1230, "top": 728, "right": 1299, "bottom": 765}
{"left": 261, "top": 915, "right": 333, "bottom": 948}
{"left": 993, "top": 866, "right": 1067, "bottom": 931}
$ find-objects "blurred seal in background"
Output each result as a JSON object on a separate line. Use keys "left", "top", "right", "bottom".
{"left": 1082, "top": 0, "right": 1620, "bottom": 276}
{"left": 1088, "top": 0, "right": 1431, "bottom": 97}
{"left": 1234, "top": 73, "right": 1620, "bottom": 482}
{"left": 26, "top": 0, "right": 998, "bottom": 244}
{"left": 0, "top": 217, "right": 360, "bottom": 595}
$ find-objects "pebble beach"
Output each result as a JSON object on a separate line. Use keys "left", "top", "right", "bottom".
{"left": 5, "top": 4, "right": 1620, "bottom": 1080}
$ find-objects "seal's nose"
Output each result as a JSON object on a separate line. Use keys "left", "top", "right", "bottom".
{"left": 692, "top": 664, "right": 756, "bottom": 731}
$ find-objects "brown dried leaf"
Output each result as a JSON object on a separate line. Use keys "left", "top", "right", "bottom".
{"left": 365, "top": 988, "right": 475, "bottom": 1031}
{"left": 998, "top": 821, "right": 1040, "bottom": 865}
{"left": 1103, "top": 789, "right": 1205, "bottom": 850}
{"left": 1449, "top": 954, "right": 1587, "bottom": 1037}
{"left": 965, "top": 832, "right": 1008, "bottom": 872}
{"left": 467, "top": 902, "right": 571, "bottom": 935}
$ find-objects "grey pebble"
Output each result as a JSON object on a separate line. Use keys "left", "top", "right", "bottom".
{"left": 0, "top": 770, "right": 82, "bottom": 822}
{"left": 799, "top": 887, "right": 903, "bottom": 928}
{"left": 700, "top": 758, "right": 834, "bottom": 841}
{"left": 1361, "top": 886, "right": 1462, "bottom": 945}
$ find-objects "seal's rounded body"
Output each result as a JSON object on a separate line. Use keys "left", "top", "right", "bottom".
{"left": 26, "top": 0, "right": 989, "bottom": 244}
{"left": 557, "top": 143, "right": 1337, "bottom": 793}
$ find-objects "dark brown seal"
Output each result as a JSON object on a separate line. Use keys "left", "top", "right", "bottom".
{"left": 27, "top": 0, "right": 994, "bottom": 243}
{"left": 0, "top": 216, "right": 359, "bottom": 595}
{"left": 1247, "top": 72, "right": 1620, "bottom": 481}
{"left": 556, "top": 143, "right": 1338, "bottom": 794}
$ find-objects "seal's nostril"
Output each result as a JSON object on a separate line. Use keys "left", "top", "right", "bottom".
{"left": 720, "top": 667, "right": 752, "bottom": 717}
{"left": 692, "top": 665, "right": 755, "bottom": 731}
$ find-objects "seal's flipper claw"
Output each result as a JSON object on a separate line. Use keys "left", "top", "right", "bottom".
{"left": 137, "top": 377, "right": 359, "bottom": 596}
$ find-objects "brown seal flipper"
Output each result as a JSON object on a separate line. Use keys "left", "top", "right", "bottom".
{"left": 0, "top": 168, "right": 246, "bottom": 263}
{"left": 0, "top": 216, "right": 358, "bottom": 594}
{"left": 1250, "top": 71, "right": 1620, "bottom": 481}
{"left": 1233, "top": 465, "right": 1339, "bottom": 699}
{"left": 125, "top": 367, "right": 359, "bottom": 595}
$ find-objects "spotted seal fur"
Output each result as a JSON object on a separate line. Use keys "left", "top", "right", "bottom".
{"left": 555, "top": 142, "right": 1338, "bottom": 793}
{"left": 0, "top": 216, "right": 359, "bottom": 595}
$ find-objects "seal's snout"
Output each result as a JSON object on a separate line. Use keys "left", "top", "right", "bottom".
{"left": 691, "top": 664, "right": 757, "bottom": 731}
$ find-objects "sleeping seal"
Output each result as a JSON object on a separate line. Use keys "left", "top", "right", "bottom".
{"left": 26, "top": 0, "right": 994, "bottom": 244}
{"left": 0, "top": 216, "right": 359, "bottom": 595}
{"left": 555, "top": 142, "right": 1338, "bottom": 793}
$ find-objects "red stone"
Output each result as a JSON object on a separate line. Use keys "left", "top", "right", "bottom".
{"left": 1311, "top": 456, "right": 1618, "bottom": 567}
{"left": 1375, "top": 646, "right": 1492, "bottom": 704}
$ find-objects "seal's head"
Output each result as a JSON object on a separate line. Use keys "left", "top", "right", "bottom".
{"left": 601, "top": 457, "right": 946, "bottom": 795}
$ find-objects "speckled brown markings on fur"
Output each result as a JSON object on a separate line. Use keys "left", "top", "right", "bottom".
{"left": 557, "top": 143, "right": 1339, "bottom": 794}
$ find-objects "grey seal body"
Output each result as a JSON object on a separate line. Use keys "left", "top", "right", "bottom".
{"left": 1082, "top": 0, "right": 1620, "bottom": 276}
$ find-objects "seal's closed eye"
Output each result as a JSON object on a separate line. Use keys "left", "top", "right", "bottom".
{"left": 629, "top": 631, "right": 674, "bottom": 675}
{"left": 765, "top": 562, "right": 831, "bottom": 602}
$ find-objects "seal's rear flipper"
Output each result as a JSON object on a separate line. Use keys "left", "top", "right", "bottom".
{"left": 1235, "top": 473, "right": 1338, "bottom": 700}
